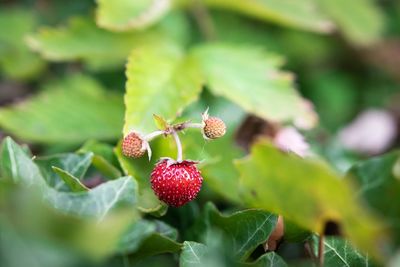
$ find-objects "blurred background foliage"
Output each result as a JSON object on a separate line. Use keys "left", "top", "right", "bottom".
{"left": 0, "top": 0, "right": 399, "bottom": 266}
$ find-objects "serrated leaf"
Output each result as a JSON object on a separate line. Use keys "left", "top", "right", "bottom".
{"left": 96, "top": 0, "right": 171, "bottom": 31}
{"left": 347, "top": 151, "right": 400, "bottom": 246}
{"left": 36, "top": 152, "right": 93, "bottom": 191}
{"left": 0, "top": 75, "right": 124, "bottom": 144}
{"left": 191, "top": 43, "right": 316, "bottom": 127}
{"left": 202, "top": 203, "right": 278, "bottom": 260}
{"left": 45, "top": 176, "right": 137, "bottom": 219}
{"left": 202, "top": 0, "right": 334, "bottom": 33}
{"left": 28, "top": 13, "right": 189, "bottom": 70}
{"left": 0, "top": 9, "right": 45, "bottom": 80}
{"left": 313, "top": 236, "right": 377, "bottom": 267}
{"left": 318, "top": 0, "right": 385, "bottom": 45}
{"left": 123, "top": 41, "right": 202, "bottom": 135}
{"left": 153, "top": 114, "right": 169, "bottom": 130}
{"left": 52, "top": 166, "right": 89, "bottom": 192}
{"left": 235, "top": 141, "right": 386, "bottom": 260}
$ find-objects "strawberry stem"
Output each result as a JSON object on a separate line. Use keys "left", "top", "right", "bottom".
{"left": 184, "top": 122, "right": 203, "bottom": 129}
{"left": 144, "top": 130, "right": 165, "bottom": 141}
{"left": 172, "top": 130, "right": 183, "bottom": 162}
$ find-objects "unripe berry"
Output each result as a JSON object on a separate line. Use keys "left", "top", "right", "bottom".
{"left": 122, "top": 132, "right": 145, "bottom": 158}
{"left": 203, "top": 117, "right": 226, "bottom": 139}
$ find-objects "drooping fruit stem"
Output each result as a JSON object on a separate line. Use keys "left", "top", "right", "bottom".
{"left": 183, "top": 122, "right": 203, "bottom": 129}
{"left": 144, "top": 130, "right": 165, "bottom": 142}
{"left": 172, "top": 130, "right": 183, "bottom": 162}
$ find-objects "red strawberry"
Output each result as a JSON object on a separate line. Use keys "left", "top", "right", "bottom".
{"left": 150, "top": 159, "right": 203, "bottom": 207}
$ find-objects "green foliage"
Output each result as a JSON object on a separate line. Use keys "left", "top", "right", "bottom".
{"left": 235, "top": 141, "right": 386, "bottom": 259}
{"left": 0, "top": 9, "right": 45, "bottom": 80}
{"left": 0, "top": 0, "right": 399, "bottom": 266}
{"left": 0, "top": 75, "right": 124, "bottom": 143}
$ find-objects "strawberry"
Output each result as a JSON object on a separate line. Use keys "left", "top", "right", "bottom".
{"left": 203, "top": 117, "right": 226, "bottom": 139}
{"left": 122, "top": 132, "right": 146, "bottom": 158}
{"left": 150, "top": 159, "right": 203, "bottom": 207}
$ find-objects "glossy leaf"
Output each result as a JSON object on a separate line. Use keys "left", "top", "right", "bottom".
{"left": 245, "top": 253, "right": 287, "bottom": 267}
{"left": 191, "top": 43, "right": 316, "bottom": 127}
{"left": 36, "top": 152, "right": 93, "bottom": 191}
{"left": 347, "top": 151, "right": 400, "bottom": 246}
{"left": 52, "top": 167, "right": 89, "bottom": 192}
{"left": 235, "top": 141, "right": 385, "bottom": 259}
{"left": 201, "top": 202, "right": 278, "bottom": 260}
{"left": 314, "top": 236, "right": 377, "bottom": 267}
{"left": 96, "top": 0, "right": 171, "bottom": 31}
{"left": 0, "top": 75, "right": 124, "bottom": 144}
{"left": 124, "top": 41, "right": 202, "bottom": 135}
{"left": 45, "top": 176, "right": 137, "bottom": 219}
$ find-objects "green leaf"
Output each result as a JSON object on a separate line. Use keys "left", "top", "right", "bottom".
{"left": 318, "top": 0, "right": 385, "bottom": 45}
{"left": 96, "top": 0, "right": 171, "bottom": 31}
{"left": 114, "top": 139, "right": 168, "bottom": 215}
{"left": 201, "top": 203, "right": 278, "bottom": 260}
{"left": 28, "top": 13, "right": 190, "bottom": 70}
{"left": 79, "top": 140, "right": 122, "bottom": 179}
{"left": 0, "top": 137, "right": 45, "bottom": 187}
{"left": 202, "top": 0, "right": 333, "bottom": 33}
{"left": 0, "top": 9, "right": 45, "bottom": 80}
{"left": 36, "top": 152, "right": 93, "bottom": 191}
{"left": 0, "top": 75, "right": 124, "bottom": 144}
{"left": 313, "top": 236, "right": 377, "bottom": 267}
{"left": 45, "top": 176, "right": 138, "bottom": 219}
{"left": 244, "top": 252, "right": 287, "bottom": 267}
{"left": 52, "top": 166, "right": 89, "bottom": 192}
{"left": 153, "top": 114, "right": 170, "bottom": 131}
{"left": 180, "top": 241, "right": 208, "bottom": 267}
{"left": 191, "top": 43, "right": 316, "bottom": 127}
{"left": 235, "top": 141, "right": 386, "bottom": 260}
{"left": 118, "top": 219, "right": 180, "bottom": 259}
{"left": 347, "top": 151, "right": 400, "bottom": 246}
{"left": 123, "top": 41, "right": 202, "bottom": 135}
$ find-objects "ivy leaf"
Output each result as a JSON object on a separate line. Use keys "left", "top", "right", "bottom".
{"left": 45, "top": 176, "right": 137, "bottom": 219}
{"left": 313, "top": 236, "right": 377, "bottom": 267}
{"left": 235, "top": 141, "right": 386, "bottom": 260}
{"left": 79, "top": 140, "right": 122, "bottom": 179}
{"left": 318, "top": 0, "right": 385, "bottom": 46}
{"left": 201, "top": 202, "right": 278, "bottom": 260}
{"left": 0, "top": 137, "right": 45, "bottom": 187}
{"left": 96, "top": 0, "right": 171, "bottom": 31}
{"left": 52, "top": 166, "right": 89, "bottom": 192}
{"left": 0, "top": 9, "right": 45, "bottom": 80}
{"left": 118, "top": 220, "right": 179, "bottom": 256}
{"left": 191, "top": 43, "right": 316, "bottom": 127}
{"left": 180, "top": 241, "right": 208, "bottom": 267}
{"left": 245, "top": 253, "right": 287, "bottom": 267}
{"left": 202, "top": 0, "right": 334, "bottom": 33}
{"left": 123, "top": 41, "right": 203, "bottom": 135}
{"left": 0, "top": 75, "right": 124, "bottom": 144}
{"left": 36, "top": 152, "right": 93, "bottom": 191}
{"left": 347, "top": 151, "right": 400, "bottom": 246}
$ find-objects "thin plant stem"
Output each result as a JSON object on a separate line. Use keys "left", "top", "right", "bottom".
{"left": 184, "top": 122, "right": 203, "bottom": 129}
{"left": 172, "top": 131, "right": 183, "bottom": 162}
{"left": 318, "top": 235, "right": 325, "bottom": 267}
{"left": 143, "top": 130, "right": 164, "bottom": 141}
